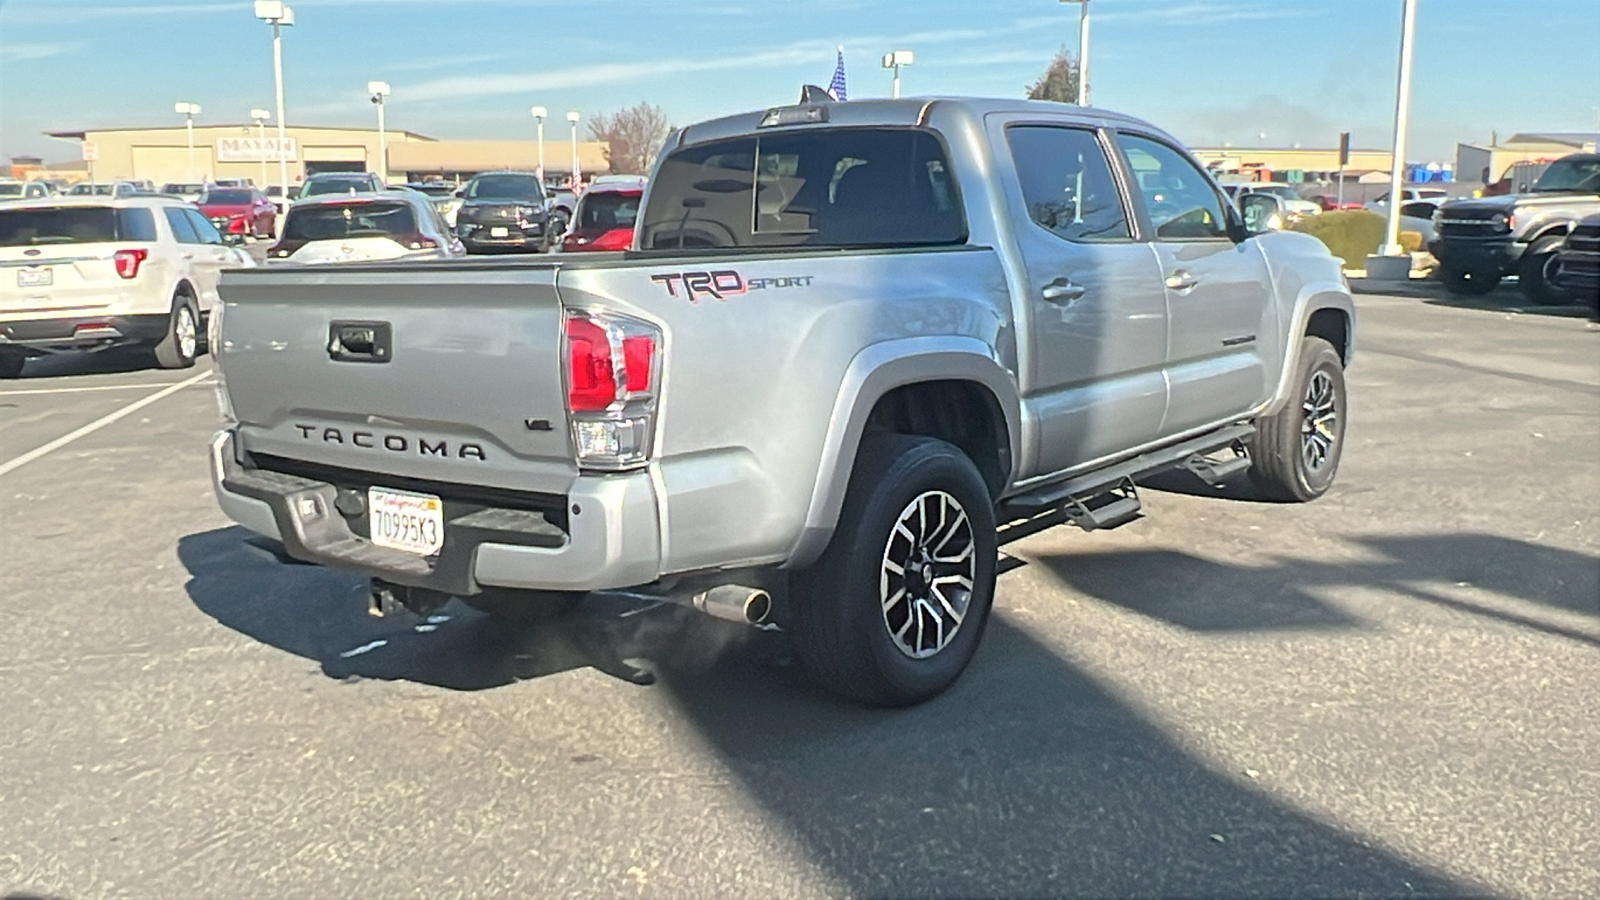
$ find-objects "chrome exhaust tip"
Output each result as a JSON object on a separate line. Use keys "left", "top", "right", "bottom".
{"left": 692, "top": 584, "right": 773, "bottom": 627}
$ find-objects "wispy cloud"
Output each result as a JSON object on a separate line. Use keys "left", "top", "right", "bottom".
{"left": 1094, "top": 1, "right": 1323, "bottom": 24}
{"left": 0, "top": 41, "right": 87, "bottom": 64}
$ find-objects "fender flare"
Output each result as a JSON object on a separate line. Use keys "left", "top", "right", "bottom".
{"left": 784, "top": 336, "right": 1021, "bottom": 570}
{"left": 1259, "top": 283, "right": 1355, "bottom": 418}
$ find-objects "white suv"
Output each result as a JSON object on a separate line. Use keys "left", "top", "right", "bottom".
{"left": 0, "top": 196, "right": 256, "bottom": 377}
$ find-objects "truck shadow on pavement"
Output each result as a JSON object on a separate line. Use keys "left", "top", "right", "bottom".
{"left": 179, "top": 524, "right": 1492, "bottom": 896}
{"left": 8, "top": 345, "right": 192, "bottom": 379}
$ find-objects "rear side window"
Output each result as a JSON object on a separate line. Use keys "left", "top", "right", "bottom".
{"left": 164, "top": 208, "right": 200, "bottom": 243}
{"left": 639, "top": 128, "right": 965, "bottom": 251}
{"left": 0, "top": 207, "right": 118, "bottom": 246}
{"left": 283, "top": 201, "right": 417, "bottom": 241}
{"left": 117, "top": 208, "right": 158, "bottom": 241}
{"left": 1007, "top": 126, "right": 1130, "bottom": 242}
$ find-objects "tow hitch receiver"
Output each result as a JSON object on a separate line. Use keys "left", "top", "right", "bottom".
{"left": 369, "top": 578, "right": 451, "bottom": 618}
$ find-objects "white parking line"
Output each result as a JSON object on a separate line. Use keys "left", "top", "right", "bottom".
{"left": 0, "top": 369, "right": 215, "bottom": 478}
{"left": 0, "top": 380, "right": 213, "bottom": 397}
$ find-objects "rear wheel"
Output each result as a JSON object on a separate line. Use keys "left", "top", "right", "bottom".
{"left": 153, "top": 293, "right": 199, "bottom": 369}
{"left": 1519, "top": 236, "right": 1576, "bottom": 306}
{"left": 791, "top": 434, "right": 998, "bottom": 707}
{"left": 1247, "top": 336, "right": 1347, "bottom": 503}
{"left": 1438, "top": 265, "right": 1500, "bottom": 296}
{"left": 0, "top": 349, "right": 26, "bottom": 379}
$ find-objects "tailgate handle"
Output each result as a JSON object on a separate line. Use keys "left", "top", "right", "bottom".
{"left": 328, "top": 321, "right": 392, "bottom": 363}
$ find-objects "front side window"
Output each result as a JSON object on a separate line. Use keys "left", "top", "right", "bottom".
{"left": 1006, "top": 125, "right": 1130, "bottom": 242}
{"left": 639, "top": 128, "right": 965, "bottom": 251}
{"left": 1118, "top": 134, "right": 1230, "bottom": 240}
{"left": 164, "top": 208, "right": 200, "bottom": 243}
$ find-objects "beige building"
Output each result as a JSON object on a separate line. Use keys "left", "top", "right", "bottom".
{"left": 45, "top": 123, "right": 610, "bottom": 188}
{"left": 1191, "top": 146, "right": 1395, "bottom": 181}
{"left": 1455, "top": 132, "right": 1599, "bottom": 186}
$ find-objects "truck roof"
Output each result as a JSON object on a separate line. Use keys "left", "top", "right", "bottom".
{"left": 673, "top": 96, "right": 1166, "bottom": 150}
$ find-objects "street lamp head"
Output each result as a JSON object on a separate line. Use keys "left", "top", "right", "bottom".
{"left": 254, "top": 1, "right": 293, "bottom": 24}
{"left": 566, "top": 111, "right": 581, "bottom": 123}
{"left": 881, "top": 50, "right": 914, "bottom": 68}
{"left": 175, "top": 101, "right": 200, "bottom": 116}
{"left": 250, "top": 108, "right": 271, "bottom": 122}
{"left": 367, "top": 80, "right": 390, "bottom": 98}
{"left": 530, "top": 105, "right": 547, "bottom": 120}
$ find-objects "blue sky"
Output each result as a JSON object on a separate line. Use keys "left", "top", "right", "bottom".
{"left": 2, "top": 0, "right": 1597, "bottom": 164}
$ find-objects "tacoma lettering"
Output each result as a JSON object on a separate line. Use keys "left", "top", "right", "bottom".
{"left": 292, "top": 424, "right": 486, "bottom": 461}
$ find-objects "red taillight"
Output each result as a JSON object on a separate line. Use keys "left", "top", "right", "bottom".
{"left": 565, "top": 312, "right": 657, "bottom": 412}
{"left": 566, "top": 316, "right": 617, "bottom": 412}
{"left": 113, "top": 249, "right": 147, "bottom": 279}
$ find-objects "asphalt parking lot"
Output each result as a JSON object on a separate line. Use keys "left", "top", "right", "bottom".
{"left": 2, "top": 290, "right": 1596, "bottom": 899}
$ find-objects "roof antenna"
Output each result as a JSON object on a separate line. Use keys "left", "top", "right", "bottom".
{"left": 798, "top": 84, "right": 834, "bottom": 104}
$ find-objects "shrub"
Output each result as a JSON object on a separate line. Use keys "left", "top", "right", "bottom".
{"left": 1291, "top": 209, "right": 1422, "bottom": 267}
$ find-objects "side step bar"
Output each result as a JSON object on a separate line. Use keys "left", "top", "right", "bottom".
{"left": 1181, "top": 444, "right": 1252, "bottom": 487}
{"left": 999, "top": 422, "right": 1255, "bottom": 524}
{"left": 1061, "top": 478, "right": 1142, "bottom": 531}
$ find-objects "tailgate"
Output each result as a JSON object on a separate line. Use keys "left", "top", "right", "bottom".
{"left": 0, "top": 245, "right": 133, "bottom": 316}
{"left": 217, "top": 262, "right": 577, "bottom": 494}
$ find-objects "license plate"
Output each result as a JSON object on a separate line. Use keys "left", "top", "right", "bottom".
{"left": 368, "top": 486, "right": 444, "bottom": 556}
{"left": 490, "top": 226, "right": 509, "bottom": 238}
{"left": 17, "top": 267, "right": 52, "bottom": 287}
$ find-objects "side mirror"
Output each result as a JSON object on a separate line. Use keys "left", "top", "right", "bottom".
{"left": 1240, "top": 193, "right": 1287, "bottom": 235}
{"left": 222, "top": 232, "right": 247, "bottom": 247}
{"left": 453, "top": 188, "right": 465, "bottom": 198}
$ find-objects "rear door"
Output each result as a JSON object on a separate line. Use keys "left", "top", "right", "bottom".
{"left": 995, "top": 120, "right": 1168, "bottom": 475}
{"left": 181, "top": 208, "right": 230, "bottom": 312}
{"left": 1114, "top": 132, "right": 1275, "bottom": 437}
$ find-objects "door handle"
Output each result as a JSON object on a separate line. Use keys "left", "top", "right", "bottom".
{"left": 181, "top": 253, "right": 195, "bottom": 260}
{"left": 1041, "top": 278, "right": 1087, "bottom": 304}
{"left": 1165, "top": 270, "right": 1200, "bottom": 291}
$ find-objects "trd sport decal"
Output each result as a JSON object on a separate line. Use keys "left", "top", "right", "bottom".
{"left": 649, "top": 271, "right": 815, "bottom": 302}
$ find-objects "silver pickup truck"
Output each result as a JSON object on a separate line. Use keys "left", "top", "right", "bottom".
{"left": 209, "top": 97, "right": 1355, "bottom": 706}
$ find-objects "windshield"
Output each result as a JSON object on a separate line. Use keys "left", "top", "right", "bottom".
{"left": 200, "top": 189, "right": 253, "bottom": 205}
{"left": 466, "top": 174, "right": 543, "bottom": 201}
{"left": 282, "top": 200, "right": 416, "bottom": 241}
{"left": 1531, "top": 158, "right": 1600, "bottom": 193}
{"left": 69, "top": 184, "right": 112, "bottom": 196}
{"left": 0, "top": 207, "right": 118, "bottom": 246}
{"left": 163, "top": 183, "right": 204, "bottom": 194}
{"left": 640, "top": 128, "right": 965, "bottom": 251}
{"left": 0, "top": 184, "right": 25, "bottom": 197}
{"left": 577, "top": 191, "right": 642, "bottom": 233}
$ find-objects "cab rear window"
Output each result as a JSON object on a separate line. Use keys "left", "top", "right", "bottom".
{"left": 639, "top": 128, "right": 965, "bottom": 251}
{"left": 0, "top": 207, "right": 156, "bottom": 247}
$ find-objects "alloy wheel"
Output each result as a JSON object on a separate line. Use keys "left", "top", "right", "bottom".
{"left": 176, "top": 305, "right": 197, "bottom": 360}
{"left": 880, "top": 490, "right": 977, "bottom": 659}
{"left": 1301, "top": 369, "right": 1338, "bottom": 472}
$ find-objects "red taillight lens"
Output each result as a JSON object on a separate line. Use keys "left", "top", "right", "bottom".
{"left": 566, "top": 316, "right": 617, "bottom": 412}
{"left": 622, "top": 335, "right": 652, "bottom": 392}
{"left": 113, "top": 249, "right": 147, "bottom": 279}
{"left": 395, "top": 233, "right": 439, "bottom": 251}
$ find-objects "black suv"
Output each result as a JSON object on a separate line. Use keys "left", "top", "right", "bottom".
{"left": 453, "top": 172, "right": 552, "bottom": 254}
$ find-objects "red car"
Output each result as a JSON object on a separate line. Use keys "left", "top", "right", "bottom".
{"left": 197, "top": 186, "right": 277, "bottom": 239}
{"left": 561, "top": 180, "right": 644, "bottom": 252}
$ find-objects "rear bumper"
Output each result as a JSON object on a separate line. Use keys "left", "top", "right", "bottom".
{"left": 209, "top": 430, "right": 662, "bottom": 595}
{"left": 0, "top": 313, "right": 168, "bottom": 351}
{"left": 458, "top": 222, "right": 546, "bottom": 250}
{"left": 1427, "top": 236, "right": 1523, "bottom": 274}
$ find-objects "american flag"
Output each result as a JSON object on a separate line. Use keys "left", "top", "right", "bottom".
{"left": 828, "top": 46, "right": 847, "bottom": 101}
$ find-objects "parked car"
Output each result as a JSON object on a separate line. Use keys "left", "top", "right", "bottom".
{"left": 0, "top": 195, "right": 255, "bottom": 376}
{"left": 560, "top": 179, "right": 643, "bottom": 251}
{"left": 67, "top": 181, "right": 141, "bottom": 199}
{"left": 1222, "top": 182, "right": 1321, "bottom": 220}
{"left": 1306, "top": 193, "right": 1363, "bottom": 212}
{"left": 1550, "top": 212, "right": 1600, "bottom": 317}
{"left": 294, "top": 172, "right": 384, "bottom": 201}
{"left": 401, "top": 182, "right": 463, "bottom": 226}
{"left": 1429, "top": 152, "right": 1600, "bottom": 303}
{"left": 161, "top": 182, "right": 208, "bottom": 203}
{"left": 0, "top": 181, "right": 53, "bottom": 202}
{"left": 1366, "top": 187, "right": 1449, "bottom": 211}
{"left": 209, "top": 96, "right": 1355, "bottom": 706}
{"left": 453, "top": 171, "right": 553, "bottom": 253}
{"left": 266, "top": 191, "right": 462, "bottom": 264}
{"left": 198, "top": 186, "right": 277, "bottom": 239}
{"left": 210, "top": 177, "right": 249, "bottom": 189}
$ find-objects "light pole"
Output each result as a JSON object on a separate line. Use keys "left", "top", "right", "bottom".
{"left": 881, "top": 50, "right": 913, "bottom": 98}
{"left": 1381, "top": 0, "right": 1419, "bottom": 258}
{"left": 254, "top": 1, "right": 295, "bottom": 202}
{"left": 250, "top": 108, "right": 271, "bottom": 189}
{"left": 175, "top": 102, "right": 201, "bottom": 182}
{"left": 530, "top": 106, "right": 547, "bottom": 188}
{"left": 566, "top": 111, "right": 581, "bottom": 188}
{"left": 368, "top": 81, "right": 390, "bottom": 185}
{"left": 1060, "top": 0, "right": 1090, "bottom": 105}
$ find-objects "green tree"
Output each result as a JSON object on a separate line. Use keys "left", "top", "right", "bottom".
{"left": 1026, "top": 48, "right": 1081, "bottom": 103}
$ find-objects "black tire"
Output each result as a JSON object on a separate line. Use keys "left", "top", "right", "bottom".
{"left": 1518, "top": 237, "right": 1577, "bottom": 306}
{"left": 0, "top": 349, "right": 26, "bottom": 379}
{"left": 152, "top": 293, "right": 199, "bottom": 369}
{"left": 1438, "top": 265, "right": 1500, "bottom": 296}
{"left": 1248, "top": 336, "right": 1347, "bottom": 502}
{"left": 547, "top": 211, "right": 570, "bottom": 244}
{"left": 460, "top": 588, "right": 584, "bottom": 622}
{"left": 790, "top": 434, "right": 998, "bottom": 707}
